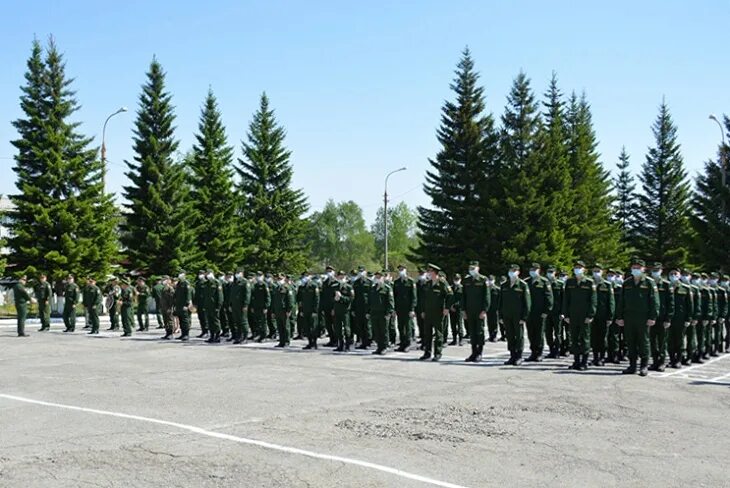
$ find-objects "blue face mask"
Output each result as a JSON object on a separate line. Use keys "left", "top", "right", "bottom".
{"left": 529, "top": 270, "right": 538, "bottom": 279}
{"left": 574, "top": 268, "right": 584, "bottom": 277}
{"left": 508, "top": 271, "right": 517, "bottom": 279}
{"left": 631, "top": 268, "right": 643, "bottom": 277}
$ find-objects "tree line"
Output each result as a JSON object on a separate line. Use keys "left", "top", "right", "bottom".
{"left": 6, "top": 39, "right": 730, "bottom": 282}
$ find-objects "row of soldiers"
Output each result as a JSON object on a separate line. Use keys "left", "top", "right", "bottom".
{"left": 12, "top": 259, "right": 730, "bottom": 378}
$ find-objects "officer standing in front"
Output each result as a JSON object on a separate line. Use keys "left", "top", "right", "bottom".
{"left": 35, "top": 273, "right": 53, "bottom": 332}
{"left": 63, "top": 274, "right": 80, "bottom": 333}
{"left": 524, "top": 263, "right": 553, "bottom": 362}
{"left": 13, "top": 275, "right": 32, "bottom": 337}
{"left": 419, "top": 264, "right": 452, "bottom": 362}
{"left": 462, "top": 261, "right": 490, "bottom": 362}
{"left": 393, "top": 264, "right": 417, "bottom": 352}
{"left": 562, "top": 260, "right": 597, "bottom": 371}
{"left": 500, "top": 264, "right": 531, "bottom": 365}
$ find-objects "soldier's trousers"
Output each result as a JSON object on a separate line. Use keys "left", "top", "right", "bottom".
{"left": 352, "top": 309, "right": 370, "bottom": 345}
{"left": 267, "top": 309, "right": 276, "bottom": 337}
{"left": 300, "top": 313, "right": 318, "bottom": 341}
{"left": 416, "top": 313, "right": 424, "bottom": 339}
{"left": 371, "top": 313, "right": 388, "bottom": 352}
{"left": 450, "top": 310, "right": 464, "bottom": 342}
{"left": 163, "top": 311, "right": 174, "bottom": 335}
{"left": 38, "top": 302, "right": 51, "bottom": 329}
{"left": 649, "top": 323, "right": 668, "bottom": 364}
{"left": 667, "top": 321, "right": 686, "bottom": 357}
{"left": 16, "top": 303, "right": 27, "bottom": 335}
{"left": 389, "top": 314, "right": 397, "bottom": 345}
{"left": 487, "top": 311, "right": 499, "bottom": 340}
{"left": 590, "top": 315, "right": 610, "bottom": 354}
{"left": 109, "top": 308, "right": 119, "bottom": 330}
{"left": 503, "top": 316, "right": 524, "bottom": 355}
{"left": 63, "top": 306, "right": 76, "bottom": 331}
{"left": 725, "top": 318, "right": 730, "bottom": 349}
{"left": 396, "top": 311, "right": 414, "bottom": 348}
{"left": 712, "top": 319, "right": 723, "bottom": 352}
{"left": 288, "top": 310, "right": 296, "bottom": 338}
{"left": 320, "top": 308, "right": 334, "bottom": 339}
{"left": 136, "top": 304, "right": 149, "bottom": 330}
{"left": 220, "top": 306, "right": 230, "bottom": 334}
{"left": 423, "top": 314, "right": 446, "bottom": 356}
{"left": 624, "top": 320, "right": 650, "bottom": 360}
{"left": 526, "top": 315, "right": 545, "bottom": 356}
{"left": 607, "top": 321, "right": 621, "bottom": 357}
{"left": 206, "top": 308, "right": 221, "bottom": 335}
{"left": 197, "top": 308, "right": 208, "bottom": 334}
{"left": 545, "top": 314, "right": 562, "bottom": 352}
{"left": 87, "top": 307, "right": 100, "bottom": 333}
{"left": 333, "top": 312, "right": 350, "bottom": 345}
{"left": 569, "top": 316, "right": 591, "bottom": 355}
{"left": 121, "top": 306, "right": 134, "bottom": 335}
{"left": 704, "top": 321, "right": 714, "bottom": 353}
{"left": 695, "top": 321, "right": 706, "bottom": 356}
{"left": 155, "top": 300, "right": 163, "bottom": 328}
{"left": 176, "top": 309, "right": 191, "bottom": 336}
{"left": 251, "top": 309, "right": 267, "bottom": 340}
{"left": 464, "top": 313, "right": 484, "bottom": 347}
{"left": 686, "top": 322, "right": 697, "bottom": 358}
{"left": 276, "top": 312, "right": 290, "bottom": 345}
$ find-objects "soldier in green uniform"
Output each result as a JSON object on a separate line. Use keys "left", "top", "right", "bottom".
{"left": 590, "top": 263, "right": 615, "bottom": 366}
{"left": 415, "top": 268, "right": 428, "bottom": 345}
{"left": 331, "top": 270, "right": 354, "bottom": 352}
{"left": 368, "top": 270, "right": 394, "bottom": 355}
{"left": 558, "top": 270, "right": 572, "bottom": 354}
{"left": 682, "top": 270, "right": 702, "bottom": 365}
{"left": 151, "top": 277, "right": 165, "bottom": 329}
{"left": 562, "top": 260, "right": 597, "bottom": 371}
{"left": 105, "top": 277, "right": 121, "bottom": 331}
{"left": 385, "top": 271, "right": 398, "bottom": 346}
{"left": 648, "top": 263, "right": 674, "bottom": 371}
{"left": 194, "top": 271, "right": 209, "bottom": 338}
{"left": 722, "top": 275, "right": 730, "bottom": 353}
{"left": 271, "top": 273, "right": 295, "bottom": 347}
{"left": 666, "top": 268, "right": 693, "bottom": 368}
{"left": 251, "top": 271, "right": 271, "bottom": 342}
{"left": 120, "top": 279, "right": 135, "bottom": 337}
{"left": 13, "top": 275, "right": 31, "bottom": 337}
{"left": 708, "top": 272, "right": 724, "bottom": 356}
{"left": 695, "top": 272, "right": 714, "bottom": 361}
{"left": 462, "top": 261, "right": 490, "bottom": 362}
{"left": 486, "top": 275, "right": 501, "bottom": 343}
{"left": 297, "top": 271, "right": 320, "bottom": 350}
{"left": 393, "top": 264, "right": 417, "bottom": 352}
{"left": 83, "top": 276, "right": 102, "bottom": 335}
{"left": 607, "top": 269, "right": 624, "bottom": 364}
{"left": 545, "top": 266, "right": 564, "bottom": 358}
{"left": 616, "top": 258, "right": 659, "bottom": 376}
{"left": 174, "top": 270, "right": 193, "bottom": 341}
{"left": 229, "top": 269, "right": 251, "bottom": 344}
{"left": 159, "top": 276, "right": 176, "bottom": 339}
{"left": 352, "top": 266, "right": 372, "bottom": 349}
{"left": 319, "top": 266, "right": 337, "bottom": 347}
{"left": 63, "top": 274, "right": 79, "bottom": 333}
{"left": 501, "top": 264, "right": 531, "bottom": 365}
{"left": 221, "top": 272, "right": 233, "bottom": 339}
{"left": 35, "top": 273, "right": 53, "bottom": 331}
{"left": 135, "top": 277, "right": 150, "bottom": 331}
{"left": 205, "top": 270, "right": 224, "bottom": 343}
{"left": 449, "top": 273, "right": 464, "bottom": 346}
{"left": 524, "top": 263, "right": 553, "bottom": 362}
{"left": 265, "top": 273, "right": 277, "bottom": 339}
{"left": 419, "top": 264, "right": 453, "bottom": 362}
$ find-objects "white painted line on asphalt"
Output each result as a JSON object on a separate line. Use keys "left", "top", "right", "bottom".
{"left": 0, "top": 393, "right": 471, "bottom": 488}
{"left": 655, "top": 354, "right": 730, "bottom": 378}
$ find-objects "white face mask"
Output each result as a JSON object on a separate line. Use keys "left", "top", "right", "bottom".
{"left": 235, "top": 273, "right": 243, "bottom": 279}
{"left": 593, "top": 271, "right": 602, "bottom": 280}
{"left": 469, "top": 268, "right": 478, "bottom": 277}
{"left": 651, "top": 271, "right": 661, "bottom": 279}
{"left": 616, "top": 276, "right": 624, "bottom": 285}
{"left": 207, "top": 273, "right": 214, "bottom": 280}
{"left": 681, "top": 275, "right": 690, "bottom": 283}
{"left": 559, "top": 275, "right": 568, "bottom": 282}
{"left": 359, "top": 271, "right": 366, "bottom": 277}
{"left": 710, "top": 279, "right": 718, "bottom": 286}
{"left": 574, "top": 268, "right": 584, "bottom": 277}
{"left": 178, "top": 273, "right": 185, "bottom": 279}
{"left": 399, "top": 270, "right": 407, "bottom": 277}
{"left": 419, "top": 273, "right": 427, "bottom": 281}
{"left": 669, "top": 275, "right": 679, "bottom": 283}
{"left": 722, "top": 281, "right": 729, "bottom": 287}
{"left": 327, "top": 271, "right": 334, "bottom": 278}
{"left": 198, "top": 274, "right": 204, "bottom": 280}
{"left": 547, "top": 272, "right": 555, "bottom": 280}
{"left": 631, "top": 268, "right": 643, "bottom": 277}
{"left": 256, "top": 276, "right": 263, "bottom": 283}
{"left": 508, "top": 271, "right": 517, "bottom": 279}
{"left": 453, "top": 280, "right": 461, "bottom": 285}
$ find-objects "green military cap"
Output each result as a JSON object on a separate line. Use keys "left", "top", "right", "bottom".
{"left": 438, "top": 271, "right": 446, "bottom": 277}
{"left": 325, "top": 265, "right": 334, "bottom": 271}
{"left": 247, "top": 272, "right": 255, "bottom": 278}
{"left": 427, "top": 263, "right": 441, "bottom": 272}
{"left": 508, "top": 264, "right": 520, "bottom": 271}
{"left": 488, "top": 274, "right": 496, "bottom": 280}
{"left": 701, "top": 272, "right": 709, "bottom": 279}
{"left": 336, "top": 270, "right": 346, "bottom": 276}
{"left": 256, "top": 271, "right": 264, "bottom": 276}
{"left": 373, "top": 270, "right": 383, "bottom": 276}
{"left": 710, "top": 272, "right": 720, "bottom": 279}
{"left": 367, "top": 272, "right": 374, "bottom": 278}
{"left": 681, "top": 268, "right": 692, "bottom": 275}
{"left": 349, "top": 269, "right": 356, "bottom": 275}
{"left": 546, "top": 265, "right": 556, "bottom": 272}
{"left": 417, "top": 267, "right": 425, "bottom": 273}
{"left": 530, "top": 262, "right": 541, "bottom": 269}
{"left": 285, "top": 274, "right": 292, "bottom": 280}
{"left": 630, "top": 256, "right": 645, "bottom": 267}
{"left": 161, "top": 275, "right": 170, "bottom": 280}
{"left": 607, "top": 268, "right": 617, "bottom": 274}
{"left": 723, "top": 274, "right": 730, "bottom": 281}
{"left": 469, "top": 260, "right": 479, "bottom": 267}
{"left": 592, "top": 263, "right": 604, "bottom": 270}
{"left": 454, "top": 273, "right": 461, "bottom": 280}
{"left": 120, "top": 278, "right": 129, "bottom": 285}
{"left": 397, "top": 264, "right": 406, "bottom": 270}
{"left": 357, "top": 265, "right": 366, "bottom": 272}
{"left": 574, "top": 260, "right": 586, "bottom": 268}
{"left": 651, "top": 262, "right": 663, "bottom": 269}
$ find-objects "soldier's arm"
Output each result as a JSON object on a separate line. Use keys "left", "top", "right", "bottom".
{"left": 483, "top": 282, "right": 490, "bottom": 313}
{"left": 386, "top": 290, "right": 395, "bottom": 315}
{"left": 562, "top": 283, "right": 570, "bottom": 317}
{"left": 410, "top": 282, "right": 417, "bottom": 311}
{"left": 665, "top": 284, "right": 675, "bottom": 321}
{"left": 264, "top": 286, "right": 271, "bottom": 308}
{"left": 648, "top": 283, "right": 659, "bottom": 321}
{"left": 544, "top": 279, "right": 553, "bottom": 313}
{"left": 608, "top": 286, "right": 615, "bottom": 320}
{"left": 588, "top": 284, "right": 597, "bottom": 319}
{"left": 521, "top": 284, "right": 531, "bottom": 321}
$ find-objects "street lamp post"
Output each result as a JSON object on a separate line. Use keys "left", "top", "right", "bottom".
{"left": 709, "top": 114, "right": 727, "bottom": 221}
{"left": 383, "top": 167, "right": 407, "bottom": 271}
{"left": 101, "top": 107, "right": 128, "bottom": 194}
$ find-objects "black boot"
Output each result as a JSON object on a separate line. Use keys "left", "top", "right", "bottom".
{"left": 570, "top": 354, "right": 580, "bottom": 370}
{"left": 579, "top": 354, "right": 589, "bottom": 371}
{"left": 622, "top": 358, "right": 637, "bottom": 375}
{"left": 474, "top": 345, "right": 483, "bottom": 363}
{"left": 465, "top": 345, "right": 477, "bottom": 362}
{"left": 592, "top": 352, "right": 600, "bottom": 366}
{"left": 639, "top": 358, "right": 649, "bottom": 377}
{"left": 504, "top": 352, "right": 515, "bottom": 365}
{"left": 335, "top": 339, "right": 344, "bottom": 352}
{"left": 513, "top": 352, "right": 523, "bottom": 366}
{"left": 197, "top": 331, "right": 208, "bottom": 339}
{"left": 681, "top": 354, "right": 691, "bottom": 366}
{"left": 648, "top": 356, "right": 659, "bottom": 371}
{"left": 547, "top": 345, "right": 558, "bottom": 359}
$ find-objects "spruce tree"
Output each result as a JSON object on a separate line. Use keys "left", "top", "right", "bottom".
{"left": 634, "top": 101, "right": 692, "bottom": 267}
{"left": 121, "top": 58, "right": 199, "bottom": 274}
{"left": 189, "top": 89, "right": 242, "bottom": 271}
{"left": 237, "top": 93, "right": 309, "bottom": 273}
{"left": 411, "top": 48, "right": 499, "bottom": 275}
{"left": 691, "top": 115, "right": 730, "bottom": 271}
{"left": 564, "top": 93, "right": 621, "bottom": 265}
{"left": 10, "top": 38, "right": 117, "bottom": 281}
{"left": 613, "top": 147, "right": 638, "bottom": 253}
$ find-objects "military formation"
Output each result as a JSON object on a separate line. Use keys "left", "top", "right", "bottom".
{"left": 11, "top": 258, "right": 730, "bottom": 377}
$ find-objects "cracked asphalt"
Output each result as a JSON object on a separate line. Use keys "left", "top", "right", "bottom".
{"left": 1, "top": 318, "right": 729, "bottom": 488}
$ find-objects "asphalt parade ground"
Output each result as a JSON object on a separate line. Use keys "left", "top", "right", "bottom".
{"left": 1, "top": 317, "right": 729, "bottom": 488}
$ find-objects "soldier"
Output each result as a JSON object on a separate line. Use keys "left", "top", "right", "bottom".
{"left": 486, "top": 274, "right": 501, "bottom": 343}
{"left": 229, "top": 269, "right": 252, "bottom": 345}
{"left": 135, "top": 277, "right": 150, "bottom": 331}
{"left": 462, "top": 261, "right": 490, "bottom": 362}
{"left": 419, "top": 264, "right": 453, "bottom": 362}
{"left": 648, "top": 263, "right": 673, "bottom": 371}
{"left": 415, "top": 268, "right": 428, "bottom": 345}
{"left": 152, "top": 277, "right": 165, "bottom": 329}
{"left": 271, "top": 273, "right": 295, "bottom": 348}
{"left": 562, "top": 260, "right": 597, "bottom": 371}
{"left": 723, "top": 275, "right": 730, "bottom": 353}
{"left": 616, "top": 258, "right": 659, "bottom": 376}
{"left": 174, "top": 270, "right": 193, "bottom": 341}
{"left": 607, "top": 269, "right": 624, "bottom": 364}
{"left": 545, "top": 266, "right": 564, "bottom": 358}
{"left": 385, "top": 271, "right": 398, "bottom": 346}
{"left": 83, "top": 276, "right": 102, "bottom": 335}
{"left": 352, "top": 266, "right": 372, "bottom": 349}
{"left": 35, "top": 273, "right": 53, "bottom": 332}
{"left": 332, "top": 270, "right": 354, "bottom": 352}
{"left": 681, "top": 269, "right": 702, "bottom": 365}
{"left": 251, "top": 271, "right": 271, "bottom": 342}
{"left": 194, "top": 270, "right": 209, "bottom": 338}
{"left": 205, "top": 270, "right": 224, "bottom": 343}
{"left": 392, "top": 265, "right": 417, "bottom": 352}
{"left": 708, "top": 272, "right": 724, "bottom": 356}
{"left": 265, "top": 273, "right": 277, "bottom": 340}
{"left": 105, "top": 277, "right": 121, "bottom": 332}
{"left": 449, "top": 273, "right": 465, "bottom": 347}
{"left": 319, "top": 266, "right": 337, "bottom": 347}
{"left": 501, "top": 264, "right": 531, "bottom": 365}
{"left": 558, "top": 270, "right": 572, "bottom": 354}
{"left": 524, "top": 263, "right": 553, "bottom": 362}
{"left": 368, "top": 270, "right": 394, "bottom": 355}
{"left": 13, "top": 275, "right": 31, "bottom": 337}
{"left": 298, "top": 271, "right": 320, "bottom": 350}
{"left": 590, "top": 263, "right": 615, "bottom": 366}
{"left": 119, "top": 279, "right": 135, "bottom": 337}
{"left": 667, "top": 268, "right": 693, "bottom": 368}
{"left": 221, "top": 272, "right": 233, "bottom": 339}
{"left": 694, "top": 272, "right": 712, "bottom": 361}
{"left": 63, "top": 274, "right": 80, "bottom": 333}
{"left": 159, "top": 276, "right": 176, "bottom": 339}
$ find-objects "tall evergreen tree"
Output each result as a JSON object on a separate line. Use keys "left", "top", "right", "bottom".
{"left": 189, "top": 89, "right": 242, "bottom": 271}
{"left": 612, "top": 147, "right": 638, "bottom": 253}
{"left": 237, "top": 93, "right": 309, "bottom": 273}
{"left": 564, "top": 92, "right": 621, "bottom": 265}
{"left": 10, "top": 38, "right": 117, "bottom": 281}
{"left": 634, "top": 101, "right": 692, "bottom": 267}
{"left": 410, "top": 48, "right": 499, "bottom": 275}
{"left": 121, "top": 58, "right": 199, "bottom": 274}
{"left": 691, "top": 115, "right": 730, "bottom": 271}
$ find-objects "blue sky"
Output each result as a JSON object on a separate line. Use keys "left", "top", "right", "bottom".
{"left": 1, "top": 0, "right": 728, "bottom": 223}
